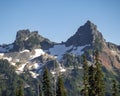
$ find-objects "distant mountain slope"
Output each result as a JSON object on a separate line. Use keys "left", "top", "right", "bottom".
{"left": 0, "top": 20, "right": 120, "bottom": 96}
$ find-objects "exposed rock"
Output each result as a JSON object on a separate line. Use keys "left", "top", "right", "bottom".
{"left": 65, "top": 20, "right": 105, "bottom": 48}
{"left": 107, "top": 42, "right": 119, "bottom": 51}
{"left": 13, "top": 29, "right": 54, "bottom": 51}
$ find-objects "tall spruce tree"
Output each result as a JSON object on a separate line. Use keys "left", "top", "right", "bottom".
{"left": 94, "top": 50, "right": 105, "bottom": 96}
{"left": 81, "top": 55, "right": 89, "bottom": 96}
{"left": 112, "top": 80, "right": 118, "bottom": 96}
{"left": 42, "top": 67, "right": 52, "bottom": 96}
{"left": 16, "top": 80, "right": 24, "bottom": 96}
{"left": 56, "top": 75, "right": 67, "bottom": 96}
{"left": 88, "top": 65, "right": 96, "bottom": 96}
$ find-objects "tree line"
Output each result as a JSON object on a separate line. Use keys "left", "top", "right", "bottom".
{"left": 81, "top": 50, "right": 120, "bottom": 96}
{"left": 0, "top": 50, "right": 120, "bottom": 96}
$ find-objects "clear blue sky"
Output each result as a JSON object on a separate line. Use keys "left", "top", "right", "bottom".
{"left": 0, "top": 0, "right": 120, "bottom": 45}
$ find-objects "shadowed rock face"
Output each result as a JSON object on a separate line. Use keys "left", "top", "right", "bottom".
{"left": 13, "top": 29, "right": 54, "bottom": 51}
{"left": 0, "top": 20, "right": 120, "bottom": 70}
{"left": 65, "top": 20, "right": 104, "bottom": 47}
{"left": 65, "top": 20, "right": 120, "bottom": 70}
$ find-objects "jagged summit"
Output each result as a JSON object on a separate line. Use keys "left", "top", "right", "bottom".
{"left": 13, "top": 29, "right": 54, "bottom": 51}
{"left": 65, "top": 20, "right": 105, "bottom": 47}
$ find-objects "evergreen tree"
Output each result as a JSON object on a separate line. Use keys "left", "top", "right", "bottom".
{"left": 88, "top": 65, "right": 96, "bottom": 96}
{"left": 94, "top": 51, "right": 105, "bottom": 96}
{"left": 112, "top": 80, "right": 118, "bottom": 96}
{"left": 56, "top": 75, "right": 67, "bottom": 96}
{"left": 42, "top": 67, "right": 52, "bottom": 96}
{"left": 16, "top": 80, "right": 24, "bottom": 96}
{"left": 81, "top": 55, "right": 89, "bottom": 96}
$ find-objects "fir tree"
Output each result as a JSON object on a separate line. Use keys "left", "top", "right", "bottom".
{"left": 94, "top": 50, "right": 105, "bottom": 96}
{"left": 81, "top": 55, "right": 89, "bottom": 96}
{"left": 88, "top": 65, "right": 96, "bottom": 96}
{"left": 42, "top": 67, "right": 52, "bottom": 96}
{"left": 112, "top": 80, "right": 118, "bottom": 96}
{"left": 56, "top": 75, "right": 67, "bottom": 96}
{"left": 16, "top": 80, "right": 24, "bottom": 96}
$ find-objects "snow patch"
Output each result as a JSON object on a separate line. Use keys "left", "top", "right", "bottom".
{"left": 51, "top": 71, "right": 56, "bottom": 75}
{"left": 20, "top": 49, "right": 30, "bottom": 53}
{"left": 0, "top": 53, "right": 4, "bottom": 57}
{"left": 31, "top": 49, "right": 45, "bottom": 58}
{"left": 4, "top": 57, "right": 12, "bottom": 62}
{"left": 111, "top": 50, "right": 117, "bottom": 55}
{"left": 48, "top": 44, "right": 90, "bottom": 60}
{"left": 60, "top": 67, "right": 66, "bottom": 72}
{"left": 48, "top": 44, "right": 73, "bottom": 60}
{"left": 71, "top": 44, "right": 90, "bottom": 55}
{"left": 11, "top": 62, "right": 16, "bottom": 66}
{"left": 18, "top": 63, "right": 26, "bottom": 72}
{"left": 25, "top": 37, "right": 29, "bottom": 41}
{"left": 29, "top": 71, "right": 39, "bottom": 78}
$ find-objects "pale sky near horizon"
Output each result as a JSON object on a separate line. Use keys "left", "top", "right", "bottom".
{"left": 0, "top": 0, "right": 120, "bottom": 45}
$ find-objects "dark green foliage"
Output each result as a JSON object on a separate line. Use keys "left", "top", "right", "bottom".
{"left": 63, "top": 53, "right": 75, "bottom": 67}
{"left": 16, "top": 80, "right": 24, "bottom": 96}
{"left": 42, "top": 67, "right": 52, "bottom": 96}
{"left": 56, "top": 76, "right": 67, "bottom": 96}
{"left": 0, "top": 59, "right": 36, "bottom": 96}
{"left": 63, "top": 53, "right": 80, "bottom": 69}
{"left": 94, "top": 51, "right": 105, "bottom": 96}
{"left": 88, "top": 65, "right": 96, "bottom": 96}
{"left": 112, "top": 80, "right": 118, "bottom": 96}
{"left": 81, "top": 55, "right": 89, "bottom": 96}
{"left": 0, "top": 59, "right": 19, "bottom": 96}
{"left": 46, "top": 60, "right": 59, "bottom": 70}
{"left": 64, "top": 69, "right": 83, "bottom": 96}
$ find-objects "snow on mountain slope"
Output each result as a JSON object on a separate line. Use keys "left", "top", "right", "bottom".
{"left": 0, "top": 53, "right": 4, "bottom": 57}
{"left": 17, "top": 63, "right": 26, "bottom": 72}
{"left": 48, "top": 44, "right": 90, "bottom": 60}
{"left": 20, "top": 49, "right": 30, "bottom": 53}
{"left": 48, "top": 44, "right": 73, "bottom": 60}
{"left": 71, "top": 44, "right": 90, "bottom": 55}
{"left": 31, "top": 49, "right": 45, "bottom": 59}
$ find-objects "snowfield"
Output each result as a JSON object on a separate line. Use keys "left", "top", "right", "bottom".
{"left": 20, "top": 49, "right": 30, "bottom": 53}
{"left": 0, "top": 53, "right": 4, "bottom": 57}
{"left": 48, "top": 44, "right": 73, "bottom": 60}
{"left": 31, "top": 49, "right": 45, "bottom": 59}
{"left": 48, "top": 44, "right": 90, "bottom": 60}
{"left": 71, "top": 44, "right": 90, "bottom": 55}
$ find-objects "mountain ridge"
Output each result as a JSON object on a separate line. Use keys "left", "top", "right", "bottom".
{"left": 0, "top": 20, "right": 120, "bottom": 96}
{"left": 0, "top": 20, "right": 120, "bottom": 71}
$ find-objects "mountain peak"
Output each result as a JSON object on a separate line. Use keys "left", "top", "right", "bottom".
{"left": 85, "top": 20, "right": 92, "bottom": 26}
{"left": 13, "top": 29, "right": 54, "bottom": 51}
{"left": 66, "top": 21, "right": 104, "bottom": 47}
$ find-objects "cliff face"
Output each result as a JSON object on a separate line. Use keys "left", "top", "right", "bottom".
{"left": 66, "top": 20, "right": 105, "bottom": 47}
{"left": 13, "top": 29, "right": 54, "bottom": 51}
{"left": 65, "top": 20, "right": 120, "bottom": 70}
{"left": 0, "top": 20, "right": 120, "bottom": 72}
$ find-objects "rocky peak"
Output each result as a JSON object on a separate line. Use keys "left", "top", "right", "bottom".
{"left": 13, "top": 29, "right": 54, "bottom": 51}
{"left": 16, "top": 29, "right": 30, "bottom": 41}
{"left": 66, "top": 20, "right": 105, "bottom": 47}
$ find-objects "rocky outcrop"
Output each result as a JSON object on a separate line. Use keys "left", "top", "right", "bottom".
{"left": 66, "top": 20, "right": 105, "bottom": 47}
{"left": 65, "top": 20, "right": 120, "bottom": 70}
{"left": 13, "top": 29, "right": 54, "bottom": 51}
